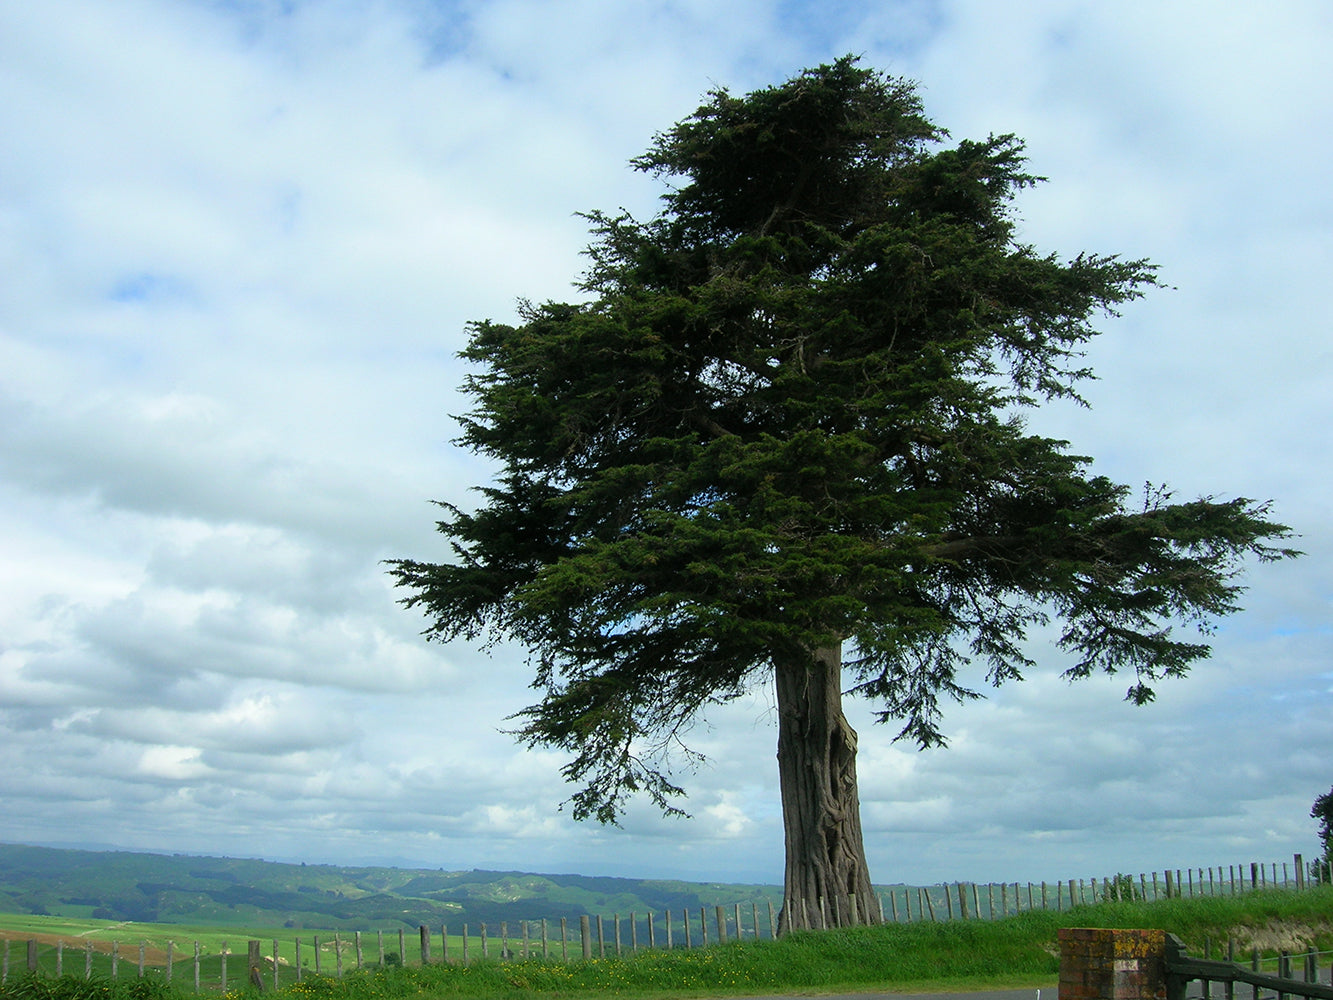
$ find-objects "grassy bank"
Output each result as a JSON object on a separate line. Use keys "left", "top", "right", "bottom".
{"left": 4, "top": 886, "right": 1331, "bottom": 1000}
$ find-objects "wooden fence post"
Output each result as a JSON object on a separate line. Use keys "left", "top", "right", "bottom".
{"left": 248, "top": 941, "right": 263, "bottom": 991}
{"left": 580, "top": 915, "right": 591, "bottom": 960}
{"left": 716, "top": 905, "right": 727, "bottom": 943}
{"left": 27, "top": 940, "right": 38, "bottom": 973}
{"left": 420, "top": 925, "right": 429, "bottom": 966}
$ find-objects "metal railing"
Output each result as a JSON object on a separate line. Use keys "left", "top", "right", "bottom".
{"left": 1166, "top": 934, "right": 1333, "bottom": 1000}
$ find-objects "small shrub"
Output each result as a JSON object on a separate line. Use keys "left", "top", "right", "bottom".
{"left": 1105, "top": 874, "right": 1142, "bottom": 902}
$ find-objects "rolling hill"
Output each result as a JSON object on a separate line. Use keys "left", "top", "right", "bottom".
{"left": 0, "top": 843, "right": 783, "bottom": 931}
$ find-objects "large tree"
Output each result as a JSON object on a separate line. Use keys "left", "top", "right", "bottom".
{"left": 390, "top": 58, "right": 1296, "bottom": 931}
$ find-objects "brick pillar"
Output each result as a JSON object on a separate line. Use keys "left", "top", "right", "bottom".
{"left": 1059, "top": 928, "right": 1167, "bottom": 1000}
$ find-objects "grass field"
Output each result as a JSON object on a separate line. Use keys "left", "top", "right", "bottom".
{"left": 0, "top": 912, "right": 593, "bottom": 982}
{"left": 3, "top": 886, "right": 1331, "bottom": 1000}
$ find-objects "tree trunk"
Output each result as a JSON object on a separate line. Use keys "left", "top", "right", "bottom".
{"left": 774, "top": 642, "right": 878, "bottom": 933}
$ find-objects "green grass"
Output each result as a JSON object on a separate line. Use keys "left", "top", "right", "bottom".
{"left": 4, "top": 887, "right": 1332, "bottom": 1000}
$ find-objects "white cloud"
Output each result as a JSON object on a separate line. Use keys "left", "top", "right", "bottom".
{"left": 137, "top": 745, "right": 209, "bottom": 781}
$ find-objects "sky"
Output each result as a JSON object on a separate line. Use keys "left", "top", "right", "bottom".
{"left": 1, "top": 0, "right": 1330, "bottom": 889}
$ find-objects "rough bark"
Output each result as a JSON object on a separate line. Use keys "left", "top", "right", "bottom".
{"left": 774, "top": 642, "right": 878, "bottom": 933}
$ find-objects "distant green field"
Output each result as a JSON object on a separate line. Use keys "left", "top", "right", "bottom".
{"left": 1, "top": 910, "right": 626, "bottom": 987}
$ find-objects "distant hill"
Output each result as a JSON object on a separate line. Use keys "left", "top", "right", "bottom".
{"left": 0, "top": 843, "right": 784, "bottom": 931}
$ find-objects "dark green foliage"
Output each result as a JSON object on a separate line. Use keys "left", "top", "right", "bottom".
{"left": 390, "top": 56, "right": 1298, "bottom": 825}
{"left": 1105, "top": 873, "right": 1144, "bottom": 901}
{"left": 0, "top": 975, "right": 173, "bottom": 1000}
{"left": 1312, "top": 787, "right": 1333, "bottom": 845}
{"left": 1312, "top": 787, "right": 1333, "bottom": 880}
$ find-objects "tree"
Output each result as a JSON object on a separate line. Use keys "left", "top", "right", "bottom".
{"left": 390, "top": 58, "right": 1297, "bottom": 931}
{"left": 1312, "top": 787, "right": 1333, "bottom": 881}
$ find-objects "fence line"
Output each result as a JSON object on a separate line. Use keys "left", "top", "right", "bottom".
{"left": 2, "top": 854, "right": 1328, "bottom": 992}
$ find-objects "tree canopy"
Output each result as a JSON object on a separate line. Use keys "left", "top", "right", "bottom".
{"left": 1312, "top": 787, "right": 1333, "bottom": 873}
{"left": 391, "top": 57, "right": 1297, "bottom": 927}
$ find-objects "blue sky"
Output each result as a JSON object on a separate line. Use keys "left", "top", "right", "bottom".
{"left": 1, "top": 0, "right": 1330, "bottom": 887}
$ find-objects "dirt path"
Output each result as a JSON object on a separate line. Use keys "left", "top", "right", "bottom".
{"left": 0, "top": 930, "right": 170, "bottom": 965}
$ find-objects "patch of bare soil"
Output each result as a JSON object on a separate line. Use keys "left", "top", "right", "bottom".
{"left": 1227, "top": 919, "right": 1333, "bottom": 954}
{"left": 0, "top": 931, "right": 170, "bottom": 966}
